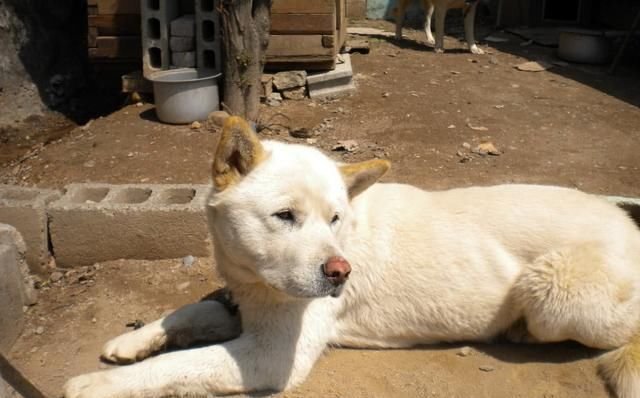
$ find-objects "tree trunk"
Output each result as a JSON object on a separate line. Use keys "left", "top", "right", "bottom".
{"left": 220, "top": 0, "right": 272, "bottom": 122}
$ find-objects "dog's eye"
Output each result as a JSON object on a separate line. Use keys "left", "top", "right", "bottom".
{"left": 331, "top": 214, "right": 340, "bottom": 224}
{"left": 274, "top": 210, "right": 295, "bottom": 223}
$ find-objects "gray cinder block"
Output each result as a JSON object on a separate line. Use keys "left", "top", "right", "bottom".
{"left": 141, "top": 0, "right": 180, "bottom": 77}
{"left": 195, "top": 0, "right": 222, "bottom": 73}
{"left": 0, "top": 185, "right": 60, "bottom": 273}
{"left": 307, "top": 54, "right": 356, "bottom": 99}
{"left": 48, "top": 184, "right": 213, "bottom": 267}
{"left": 171, "top": 51, "right": 196, "bottom": 68}
{"left": 0, "top": 224, "right": 28, "bottom": 354}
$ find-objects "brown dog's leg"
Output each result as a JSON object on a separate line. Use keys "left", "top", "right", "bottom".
{"left": 395, "top": 0, "right": 410, "bottom": 40}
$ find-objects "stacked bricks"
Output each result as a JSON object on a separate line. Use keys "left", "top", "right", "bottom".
{"left": 0, "top": 185, "right": 60, "bottom": 273}
{"left": 142, "top": 0, "right": 221, "bottom": 77}
{"left": 170, "top": 15, "right": 196, "bottom": 67}
{"left": 48, "top": 184, "right": 213, "bottom": 267}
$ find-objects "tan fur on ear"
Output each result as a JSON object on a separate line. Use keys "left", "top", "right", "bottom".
{"left": 213, "top": 116, "right": 266, "bottom": 191}
{"left": 340, "top": 159, "right": 390, "bottom": 198}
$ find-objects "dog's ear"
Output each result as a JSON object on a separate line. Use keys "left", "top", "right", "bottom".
{"left": 213, "top": 116, "right": 265, "bottom": 191}
{"left": 340, "top": 159, "right": 390, "bottom": 198}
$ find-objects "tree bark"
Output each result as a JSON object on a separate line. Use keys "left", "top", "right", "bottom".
{"left": 220, "top": 0, "right": 272, "bottom": 122}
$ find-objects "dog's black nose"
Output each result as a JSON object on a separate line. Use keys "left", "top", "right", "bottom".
{"left": 323, "top": 256, "right": 351, "bottom": 285}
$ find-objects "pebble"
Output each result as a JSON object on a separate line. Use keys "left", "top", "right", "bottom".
{"left": 35, "top": 326, "right": 44, "bottom": 335}
{"left": 479, "top": 365, "right": 495, "bottom": 372}
{"left": 190, "top": 121, "right": 201, "bottom": 129}
{"left": 50, "top": 271, "right": 63, "bottom": 282}
{"left": 457, "top": 346, "right": 472, "bottom": 357}
{"left": 182, "top": 255, "right": 195, "bottom": 267}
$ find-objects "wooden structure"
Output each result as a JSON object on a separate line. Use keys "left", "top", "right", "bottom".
{"left": 266, "top": 0, "right": 347, "bottom": 70}
{"left": 86, "top": 0, "right": 347, "bottom": 70}
{"left": 87, "top": 0, "right": 141, "bottom": 62}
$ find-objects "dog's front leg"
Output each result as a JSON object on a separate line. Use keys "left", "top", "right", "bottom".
{"left": 64, "top": 304, "right": 334, "bottom": 398}
{"left": 102, "top": 299, "right": 241, "bottom": 364}
{"left": 422, "top": 0, "right": 436, "bottom": 45}
{"left": 433, "top": 6, "right": 447, "bottom": 53}
{"left": 464, "top": 1, "right": 484, "bottom": 54}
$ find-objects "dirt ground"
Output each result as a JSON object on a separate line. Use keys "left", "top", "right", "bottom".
{"left": 3, "top": 19, "right": 640, "bottom": 397}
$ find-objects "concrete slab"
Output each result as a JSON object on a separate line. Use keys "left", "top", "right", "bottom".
{"left": 48, "top": 184, "right": 213, "bottom": 267}
{"left": 307, "top": 54, "right": 356, "bottom": 99}
{"left": 0, "top": 186, "right": 60, "bottom": 273}
{"left": 0, "top": 225, "right": 26, "bottom": 354}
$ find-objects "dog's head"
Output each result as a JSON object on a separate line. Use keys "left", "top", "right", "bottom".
{"left": 207, "top": 116, "right": 389, "bottom": 299}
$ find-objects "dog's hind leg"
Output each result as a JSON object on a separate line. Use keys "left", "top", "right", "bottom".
{"left": 513, "top": 243, "right": 640, "bottom": 348}
{"left": 463, "top": 1, "right": 484, "bottom": 54}
{"left": 395, "top": 0, "right": 410, "bottom": 40}
{"left": 433, "top": 6, "right": 447, "bottom": 53}
{"left": 422, "top": 0, "right": 435, "bottom": 45}
{"left": 101, "top": 299, "right": 241, "bottom": 364}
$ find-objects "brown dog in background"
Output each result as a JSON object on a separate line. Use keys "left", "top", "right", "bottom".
{"left": 394, "top": 0, "right": 484, "bottom": 54}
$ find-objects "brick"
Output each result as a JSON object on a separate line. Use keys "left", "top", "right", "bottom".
{"left": 170, "top": 14, "right": 195, "bottom": 37}
{"left": 273, "top": 70, "right": 307, "bottom": 90}
{"left": 0, "top": 186, "right": 60, "bottom": 273}
{"left": 0, "top": 225, "right": 27, "bottom": 354}
{"left": 307, "top": 54, "right": 356, "bottom": 99}
{"left": 170, "top": 36, "right": 195, "bottom": 52}
{"left": 48, "top": 184, "right": 213, "bottom": 267}
{"left": 171, "top": 51, "right": 196, "bottom": 67}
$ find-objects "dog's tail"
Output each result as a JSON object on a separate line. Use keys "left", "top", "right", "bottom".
{"left": 618, "top": 202, "right": 640, "bottom": 228}
{"left": 599, "top": 335, "right": 640, "bottom": 398}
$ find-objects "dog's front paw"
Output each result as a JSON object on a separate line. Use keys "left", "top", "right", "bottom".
{"left": 102, "top": 329, "right": 163, "bottom": 364}
{"left": 63, "top": 371, "right": 123, "bottom": 398}
{"left": 469, "top": 44, "right": 485, "bottom": 55}
{"left": 434, "top": 47, "right": 445, "bottom": 54}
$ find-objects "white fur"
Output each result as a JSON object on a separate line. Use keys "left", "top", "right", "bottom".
{"left": 64, "top": 139, "right": 640, "bottom": 398}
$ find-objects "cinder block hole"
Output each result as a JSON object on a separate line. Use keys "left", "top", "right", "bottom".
{"left": 0, "top": 189, "right": 39, "bottom": 201}
{"left": 202, "top": 50, "right": 215, "bottom": 68}
{"left": 148, "top": 18, "right": 161, "bottom": 39}
{"left": 148, "top": 0, "right": 160, "bottom": 10}
{"left": 111, "top": 188, "right": 153, "bottom": 204}
{"left": 202, "top": 20, "right": 215, "bottom": 42}
{"left": 201, "top": 0, "right": 214, "bottom": 12}
{"left": 69, "top": 187, "right": 109, "bottom": 204}
{"left": 158, "top": 188, "right": 196, "bottom": 204}
{"left": 149, "top": 47, "right": 162, "bottom": 68}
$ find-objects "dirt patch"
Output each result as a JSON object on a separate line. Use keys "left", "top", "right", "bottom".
{"left": 3, "top": 19, "right": 640, "bottom": 398}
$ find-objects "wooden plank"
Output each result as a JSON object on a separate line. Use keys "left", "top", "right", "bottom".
{"left": 271, "top": 13, "right": 335, "bottom": 34}
{"left": 272, "top": 0, "right": 334, "bottom": 14}
{"left": 98, "top": 0, "right": 140, "bottom": 15}
{"left": 267, "top": 35, "right": 334, "bottom": 57}
{"left": 90, "top": 36, "right": 141, "bottom": 58}
{"left": 89, "top": 15, "right": 140, "bottom": 35}
{"left": 87, "top": 0, "right": 98, "bottom": 6}
{"left": 88, "top": 27, "right": 98, "bottom": 47}
{"left": 88, "top": 5, "right": 98, "bottom": 15}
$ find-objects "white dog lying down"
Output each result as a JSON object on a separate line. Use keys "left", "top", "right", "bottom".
{"left": 64, "top": 116, "right": 640, "bottom": 398}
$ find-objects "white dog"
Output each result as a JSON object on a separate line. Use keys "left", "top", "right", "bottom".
{"left": 395, "top": 0, "right": 484, "bottom": 54}
{"left": 64, "top": 116, "right": 640, "bottom": 398}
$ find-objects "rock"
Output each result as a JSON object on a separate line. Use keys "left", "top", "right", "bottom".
{"left": 208, "top": 110, "right": 230, "bottom": 127}
{"left": 273, "top": 71, "right": 307, "bottom": 90}
{"left": 466, "top": 122, "right": 489, "bottom": 131}
{"left": 282, "top": 86, "right": 307, "bottom": 100}
{"left": 515, "top": 61, "right": 553, "bottom": 72}
{"left": 382, "top": 92, "right": 390, "bottom": 98}
{"left": 457, "top": 346, "right": 472, "bottom": 357}
{"left": 479, "top": 365, "right": 495, "bottom": 372}
{"left": 50, "top": 271, "right": 63, "bottom": 282}
{"left": 182, "top": 255, "right": 195, "bottom": 267}
{"left": 462, "top": 142, "right": 471, "bottom": 149}
{"left": 266, "top": 92, "right": 283, "bottom": 107}
{"left": 35, "top": 326, "right": 44, "bottom": 335}
{"left": 290, "top": 128, "right": 314, "bottom": 139}
{"left": 489, "top": 56, "right": 499, "bottom": 65}
{"left": 177, "top": 281, "right": 190, "bottom": 291}
{"left": 332, "top": 140, "right": 358, "bottom": 153}
{"left": 472, "top": 142, "right": 501, "bottom": 156}
{"left": 190, "top": 121, "right": 201, "bottom": 129}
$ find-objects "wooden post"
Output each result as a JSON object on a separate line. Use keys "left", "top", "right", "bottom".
{"left": 220, "top": 0, "right": 272, "bottom": 122}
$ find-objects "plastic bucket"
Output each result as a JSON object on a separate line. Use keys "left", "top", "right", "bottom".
{"left": 149, "top": 68, "right": 221, "bottom": 124}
